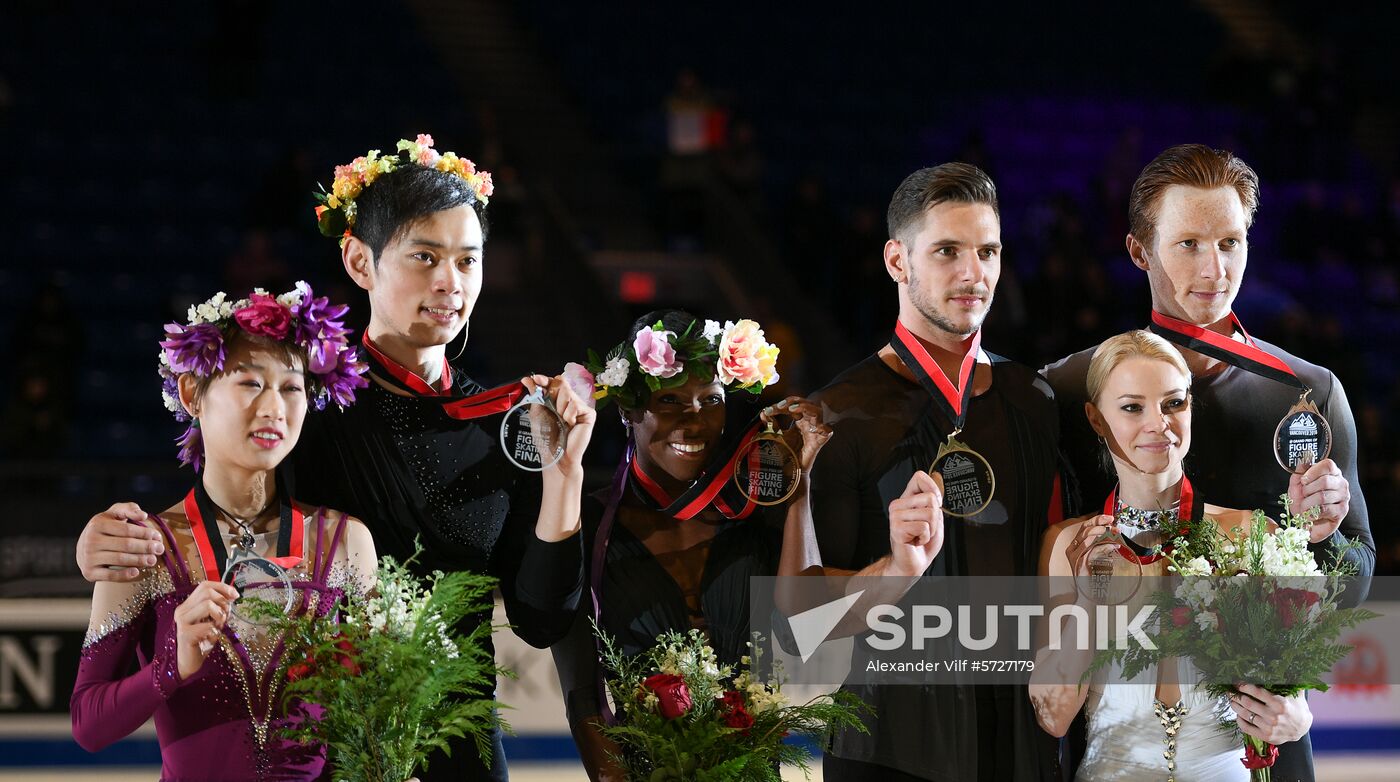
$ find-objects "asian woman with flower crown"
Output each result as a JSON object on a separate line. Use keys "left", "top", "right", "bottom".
{"left": 548, "top": 308, "right": 834, "bottom": 781}
{"left": 72, "top": 135, "right": 596, "bottom": 781}
{"left": 70, "top": 285, "right": 379, "bottom": 780}
{"left": 1030, "top": 330, "right": 1313, "bottom": 781}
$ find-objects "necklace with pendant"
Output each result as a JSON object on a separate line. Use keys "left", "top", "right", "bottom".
{"left": 212, "top": 501, "right": 274, "bottom": 554}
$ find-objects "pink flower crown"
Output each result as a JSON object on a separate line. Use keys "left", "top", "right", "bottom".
{"left": 158, "top": 282, "right": 370, "bottom": 469}
{"left": 314, "top": 133, "right": 494, "bottom": 245}
{"left": 579, "top": 318, "right": 780, "bottom": 410}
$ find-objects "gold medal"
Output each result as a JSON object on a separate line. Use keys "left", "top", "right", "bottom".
{"left": 732, "top": 422, "right": 802, "bottom": 506}
{"left": 1273, "top": 391, "right": 1332, "bottom": 472}
{"left": 930, "top": 430, "right": 995, "bottom": 518}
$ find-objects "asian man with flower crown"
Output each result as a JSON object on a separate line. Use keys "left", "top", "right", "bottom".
{"left": 74, "top": 134, "right": 596, "bottom": 781}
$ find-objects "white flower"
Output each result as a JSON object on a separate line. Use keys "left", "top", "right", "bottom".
{"left": 597, "top": 356, "right": 630, "bottom": 387}
{"left": 1195, "top": 611, "right": 1218, "bottom": 632}
{"left": 277, "top": 281, "right": 310, "bottom": 309}
{"left": 188, "top": 291, "right": 231, "bottom": 325}
{"left": 1173, "top": 556, "right": 1213, "bottom": 577}
{"left": 1174, "top": 577, "right": 1216, "bottom": 609}
{"left": 162, "top": 392, "right": 181, "bottom": 413}
{"left": 1256, "top": 526, "right": 1323, "bottom": 577}
{"left": 702, "top": 319, "right": 723, "bottom": 345}
{"left": 746, "top": 682, "right": 786, "bottom": 714}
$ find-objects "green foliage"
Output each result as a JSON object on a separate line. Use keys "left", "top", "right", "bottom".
{"left": 318, "top": 207, "right": 348, "bottom": 238}
{"left": 268, "top": 543, "right": 507, "bottom": 782}
{"left": 595, "top": 626, "right": 868, "bottom": 781}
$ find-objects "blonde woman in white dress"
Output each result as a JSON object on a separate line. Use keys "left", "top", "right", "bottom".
{"left": 1030, "top": 330, "right": 1313, "bottom": 781}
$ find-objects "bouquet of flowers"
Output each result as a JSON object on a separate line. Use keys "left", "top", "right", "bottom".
{"left": 1089, "top": 496, "right": 1376, "bottom": 781}
{"left": 267, "top": 548, "right": 505, "bottom": 782}
{"left": 595, "top": 627, "right": 867, "bottom": 781}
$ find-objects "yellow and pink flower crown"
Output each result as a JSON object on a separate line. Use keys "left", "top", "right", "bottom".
{"left": 579, "top": 318, "right": 780, "bottom": 410}
{"left": 314, "top": 133, "right": 494, "bottom": 245}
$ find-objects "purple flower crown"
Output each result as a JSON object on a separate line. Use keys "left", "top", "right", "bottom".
{"left": 157, "top": 282, "right": 369, "bottom": 469}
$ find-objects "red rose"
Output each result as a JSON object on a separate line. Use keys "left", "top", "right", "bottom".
{"left": 719, "top": 690, "right": 754, "bottom": 733}
{"left": 1171, "top": 607, "right": 1192, "bottom": 628}
{"left": 333, "top": 635, "right": 361, "bottom": 676}
{"left": 233, "top": 294, "right": 292, "bottom": 340}
{"left": 1268, "top": 588, "right": 1320, "bottom": 629}
{"left": 287, "top": 659, "right": 314, "bottom": 682}
{"left": 1242, "top": 739, "right": 1279, "bottom": 769}
{"left": 642, "top": 673, "right": 693, "bottom": 720}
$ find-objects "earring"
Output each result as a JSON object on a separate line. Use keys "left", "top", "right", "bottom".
{"left": 451, "top": 319, "right": 470, "bottom": 362}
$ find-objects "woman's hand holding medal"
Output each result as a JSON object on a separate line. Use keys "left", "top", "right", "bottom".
{"left": 729, "top": 395, "right": 830, "bottom": 507}
{"left": 1065, "top": 514, "right": 1117, "bottom": 576}
{"left": 174, "top": 580, "right": 239, "bottom": 680}
{"left": 759, "top": 395, "right": 833, "bottom": 475}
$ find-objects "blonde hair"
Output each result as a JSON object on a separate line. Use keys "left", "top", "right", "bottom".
{"left": 1086, "top": 330, "right": 1191, "bottom": 403}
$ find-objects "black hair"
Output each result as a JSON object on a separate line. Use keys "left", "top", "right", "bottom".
{"left": 351, "top": 163, "right": 490, "bottom": 259}
{"left": 628, "top": 308, "right": 701, "bottom": 341}
{"left": 617, "top": 308, "right": 718, "bottom": 413}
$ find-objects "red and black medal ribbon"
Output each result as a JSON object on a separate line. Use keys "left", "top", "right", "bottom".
{"left": 440, "top": 383, "right": 529, "bottom": 420}
{"left": 362, "top": 334, "right": 528, "bottom": 420}
{"left": 185, "top": 477, "right": 304, "bottom": 581}
{"left": 890, "top": 320, "right": 982, "bottom": 433}
{"left": 362, "top": 335, "right": 454, "bottom": 396}
{"left": 1101, "top": 475, "right": 1200, "bottom": 565}
{"left": 1148, "top": 310, "right": 1306, "bottom": 392}
{"left": 628, "top": 420, "right": 764, "bottom": 521}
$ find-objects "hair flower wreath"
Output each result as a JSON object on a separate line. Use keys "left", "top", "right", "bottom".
{"left": 581, "top": 318, "right": 780, "bottom": 409}
{"left": 157, "top": 281, "right": 369, "bottom": 469}
{"left": 314, "top": 133, "right": 494, "bottom": 245}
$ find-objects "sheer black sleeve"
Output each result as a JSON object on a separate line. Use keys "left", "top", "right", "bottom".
{"left": 1310, "top": 372, "right": 1374, "bottom": 604}
{"left": 490, "top": 473, "right": 584, "bottom": 648}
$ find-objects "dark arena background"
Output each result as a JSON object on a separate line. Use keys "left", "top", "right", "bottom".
{"left": 1, "top": 1, "right": 1398, "bottom": 778}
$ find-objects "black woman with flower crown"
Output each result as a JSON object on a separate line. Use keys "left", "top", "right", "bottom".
{"left": 71, "top": 284, "right": 378, "bottom": 780}
{"left": 548, "top": 309, "right": 833, "bottom": 781}
{"left": 74, "top": 134, "right": 596, "bottom": 781}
